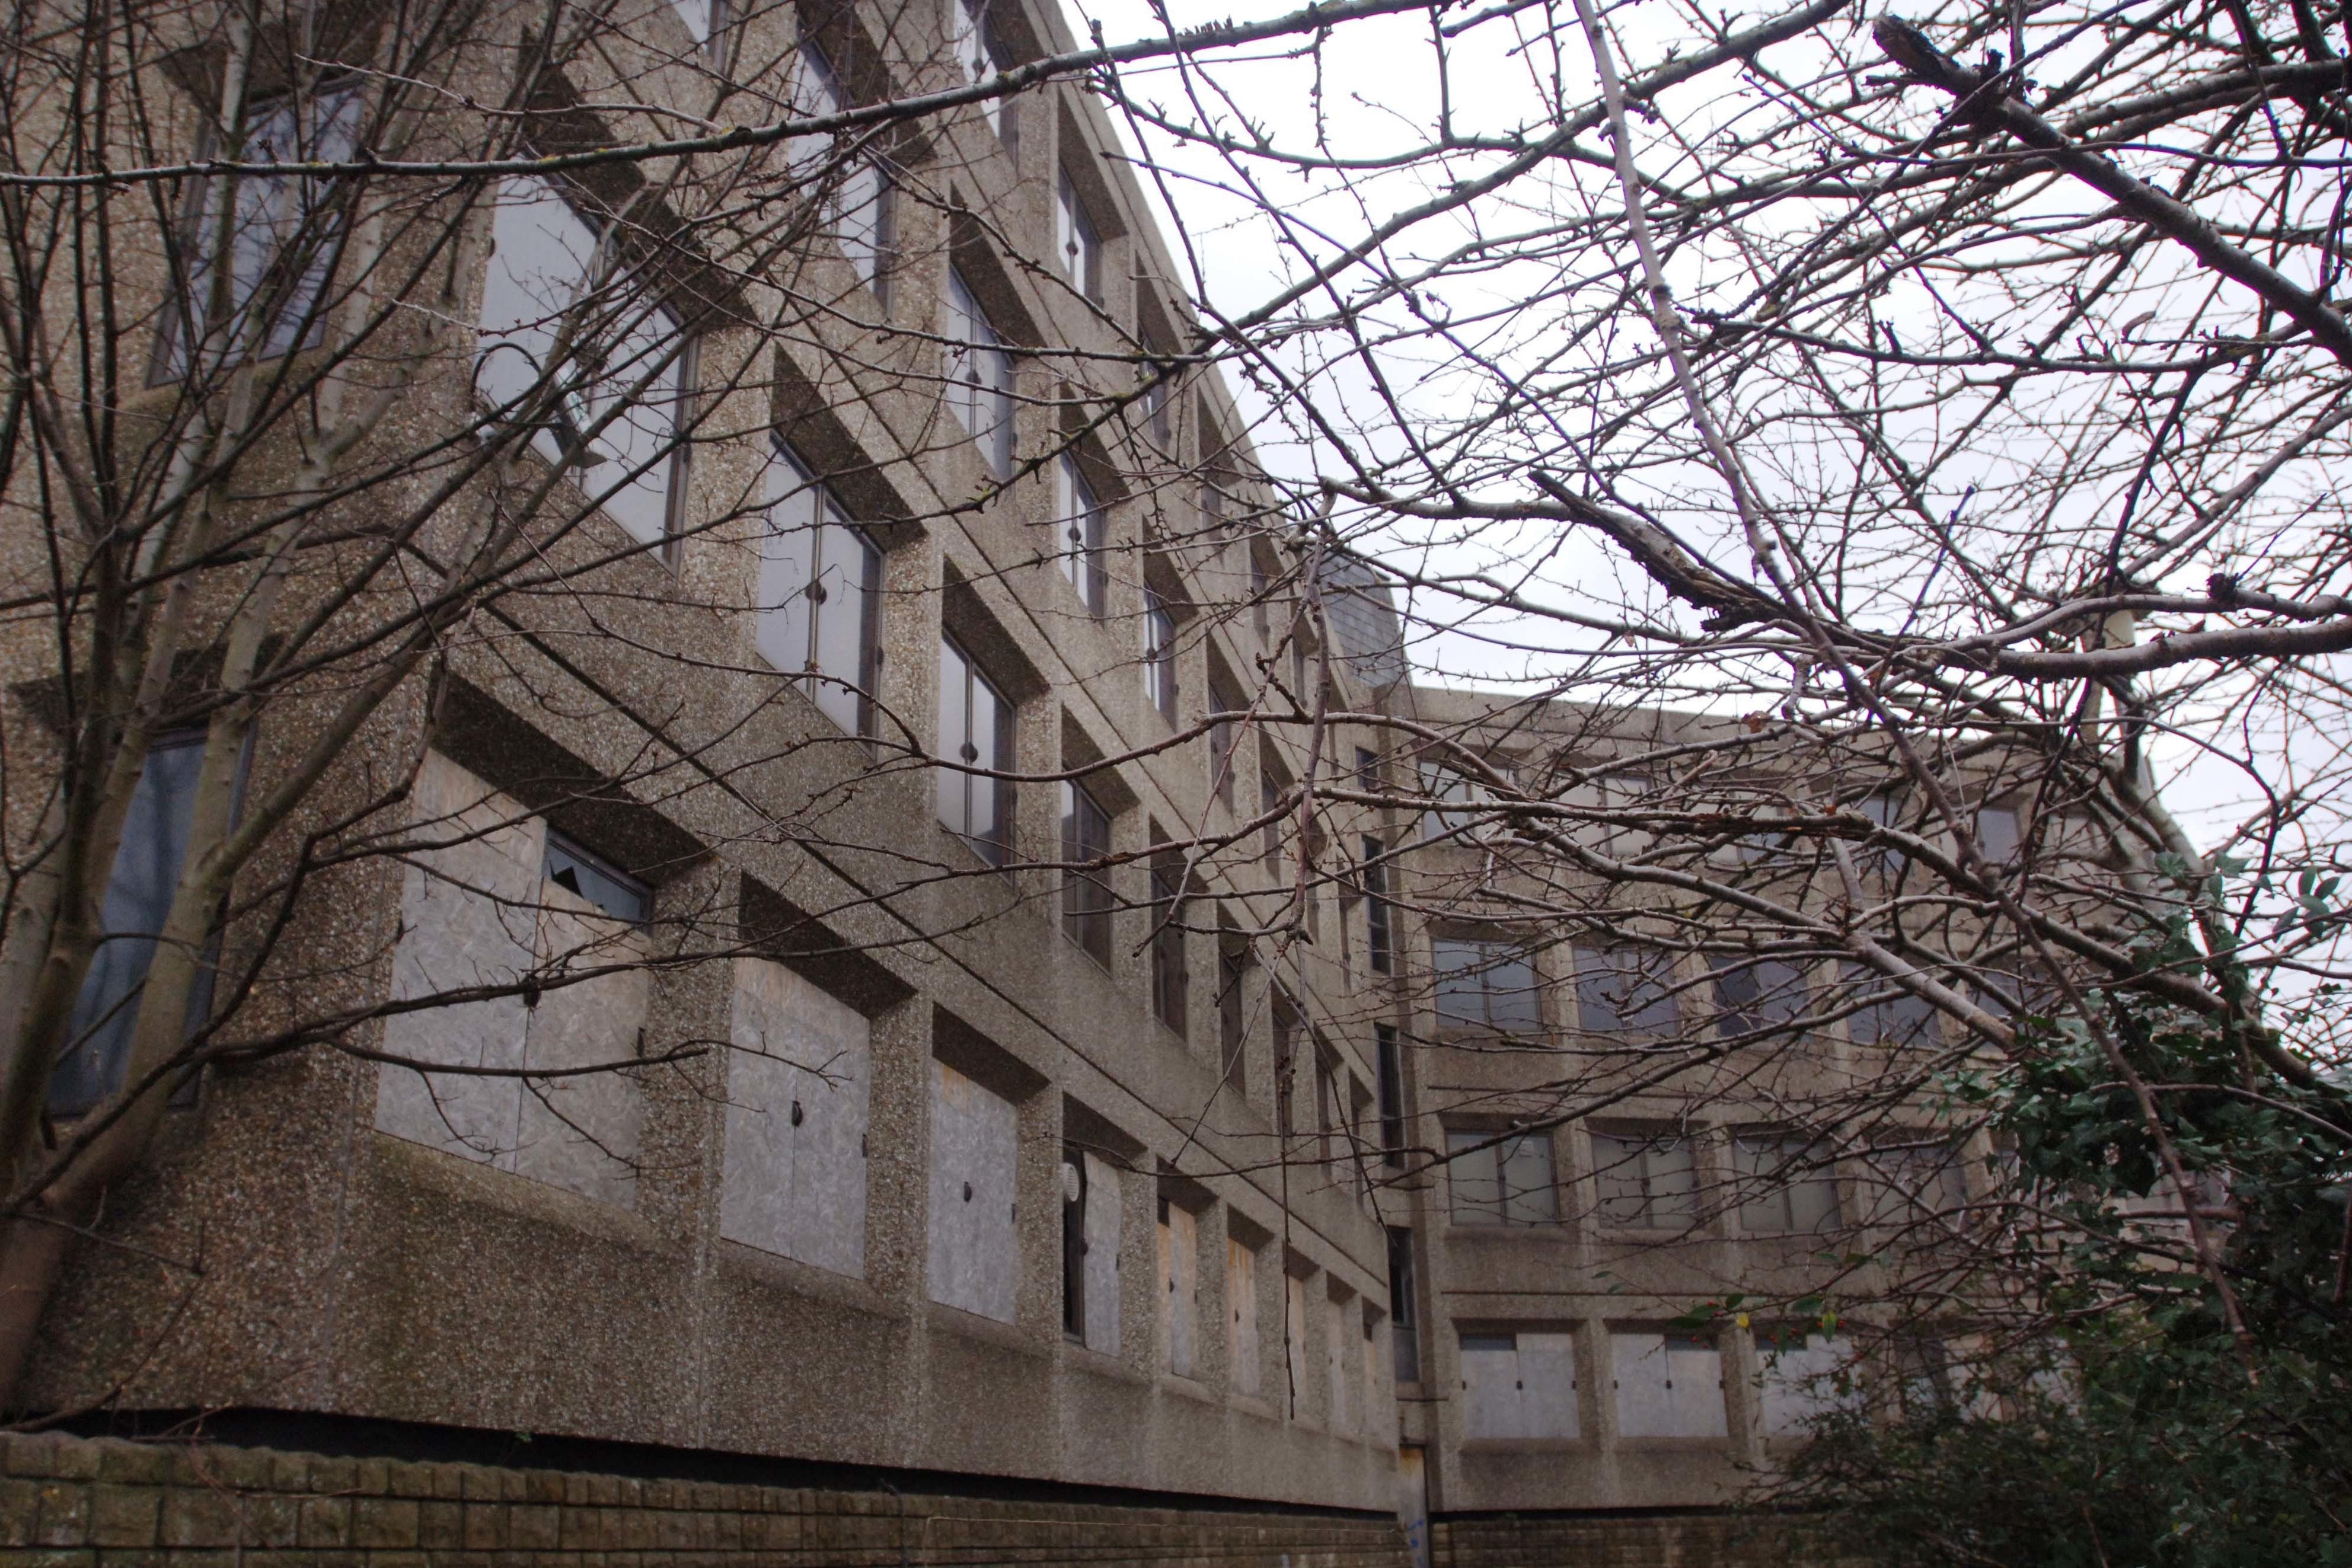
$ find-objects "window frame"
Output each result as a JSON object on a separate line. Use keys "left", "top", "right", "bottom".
{"left": 1149, "top": 854, "right": 1189, "bottom": 1035}
{"left": 154, "top": 80, "right": 365, "bottom": 382}
{"left": 1431, "top": 937, "right": 1542, "bottom": 1033}
{"left": 1059, "top": 779, "right": 1114, "bottom": 966}
{"left": 1732, "top": 1131, "right": 1842, "bottom": 1236}
{"left": 1445, "top": 1126, "right": 1560, "bottom": 1227}
{"left": 791, "top": 40, "right": 894, "bottom": 301}
{"left": 1374, "top": 1023, "right": 1406, "bottom": 1166}
{"left": 1142, "top": 590, "right": 1179, "bottom": 722}
{"left": 473, "top": 173, "right": 695, "bottom": 557}
{"left": 755, "top": 440, "right": 883, "bottom": 737}
{"left": 936, "top": 634, "right": 1014, "bottom": 865}
{"left": 943, "top": 267, "right": 1014, "bottom": 477}
{"left": 1573, "top": 945, "right": 1680, "bottom": 1036}
{"left": 1055, "top": 171, "right": 1103, "bottom": 300}
{"left": 1590, "top": 1129, "right": 1699, "bottom": 1231}
{"left": 1055, "top": 454, "right": 1108, "bottom": 614}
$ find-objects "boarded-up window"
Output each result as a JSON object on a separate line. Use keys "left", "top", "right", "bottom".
{"left": 1158, "top": 1199, "right": 1199, "bottom": 1377}
{"left": 1325, "top": 1295, "right": 1353, "bottom": 1433}
{"left": 721, "top": 956, "right": 872, "bottom": 1275}
{"left": 1611, "top": 1331, "right": 1726, "bottom": 1438}
{"left": 1447, "top": 1128, "right": 1558, "bottom": 1225}
{"left": 1460, "top": 1331, "right": 1578, "bottom": 1440}
{"left": 374, "top": 751, "right": 645, "bottom": 1208}
{"left": 1060, "top": 1148, "right": 1122, "bottom": 1353}
{"left": 928, "top": 1059, "right": 1019, "bottom": 1321}
{"left": 1757, "top": 1331, "right": 1848, "bottom": 1436}
{"left": 1285, "top": 1272, "right": 1310, "bottom": 1418}
{"left": 1227, "top": 1237, "right": 1260, "bottom": 1393}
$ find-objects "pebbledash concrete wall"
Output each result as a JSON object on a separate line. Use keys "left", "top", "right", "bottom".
{"left": 0, "top": 1433, "right": 1414, "bottom": 1567}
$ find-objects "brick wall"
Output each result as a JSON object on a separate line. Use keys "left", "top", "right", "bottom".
{"left": 0, "top": 1433, "right": 1413, "bottom": 1567}
{"left": 1431, "top": 1510, "right": 1846, "bottom": 1567}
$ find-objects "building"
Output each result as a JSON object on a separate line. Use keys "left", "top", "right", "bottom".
{"left": 0, "top": 1, "right": 1975, "bottom": 1563}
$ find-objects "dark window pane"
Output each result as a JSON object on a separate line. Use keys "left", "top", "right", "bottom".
{"left": 52, "top": 737, "right": 210, "bottom": 1113}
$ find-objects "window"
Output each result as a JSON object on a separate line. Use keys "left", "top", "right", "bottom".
{"left": 1859, "top": 1135, "right": 1970, "bottom": 1229}
{"left": 1061, "top": 1147, "right": 1121, "bottom": 1353}
{"left": 1756, "top": 1331, "right": 1850, "bottom": 1437}
{"left": 950, "top": 0, "right": 1011, "bottom": 142}
{"left": 1975, "top": 804, "right": 2021, "bottom": 863}
{"left": 1418, "top": 762, "right": 1494, "bottom": 841}
{"left": 1857, "top": 791, "right": 1904, "bottom": 882}
{"left": 937, "top": 637, "right": 1013, "bottom": 864}
{"left": 1055, "top": 173, "right": 1101, "bottom": 299}
{"left": 1460, "top": 1331, "right": 1578, "bottom": 1440}
{"left": 475, "top": 175, "right": 687, "bottom": 550}
{"left": 1158, "top": 1197, "right": 1198, "bottom": 1377}
{"left": 1574, "top": 946, "right": 1679, "bottom": 1034}
{"left": 1249, "top": 553, "right": 1271, "bottom": 638}
{"left": 1611, "top": 1331, "right": 1726, "bottom": 1439}
{"left": 790, "top": 43, "right": 891, "bottom": 296}
{"left": 1207, "top": 680, "right": 1239, "bottom": 808}
{"left": 1446, "top": 1128, "right": 1558, "bottom": 1225}
{"left": 1843, "top": 962, "right": 1939, "bottom": 1048}
{"left": 928, "top": 1059, "right": 1019, "bottom": 1321}
{"left": 1387, "top": 1228, "right": 1419, "bottom": 1382}
{"left": 1374, "top": 1024, "right": 1406, "bottom": 1167}
{"left": 756, "top": 444, "right": 880, "bottom": 736}
{"left": 1227, "top": 1236, "right": 1260, "bottom": 1393}
{"left": 1054, "top": 455, "right": 1106, "bottom": 614}
{"left": 1432, "top": 939, "right": 1542, "bottom": 1032}
{"left": 1217, "top": 942, "right": 1247, "bottom": 1088}
{"left": 1590, "top": 1131, "right": 1696, "bottom": 1229}
{"left": 1325, "top": 1295, "right": 1354, "bottom": 1433}
{"left": 1150, "top": 857, "right": 1188, "bottom": 1033}
{"left": 1143, "top": 592, "right": 1178, "bottom": 721}
{"left": 1708, "top": 956, "right": 1807, "bottom": 1039}
{"left": 1362, "top": 838, "right": 1393, "bottom": 975}
{"left": 1284, "top": 1271, "right": 1310, "bottom": 1417}
{"left": 1061, "top": 781, "right": 1113, "bottom": 965}
{"left": 49, "top": 735, "right": 212, "bottom": 1114}
{"left": 943, "top": 268, "right": 1014, "bottom": 477}
{"left": 375, "top": 751, "right": 645, "bottom": 1207}
{"left": 1272, "top": 996, "right": 1301, "bottom": 1141}
{"left": 721, "top": 956, "right": 870, "bottom": 1275}
{"left": 1140, "top": 365, "right": 1173, "bottom": 447}
{"left": 162, "top": 84, "right": 362, "bottom": 373}
{"left": 542, "top": 834, "right": 648, "bottom": 924}
{"left": 1732, "top": 1133, "right": 1841, "bottom": 1235}
{"left": 1260, "top": 773, "right": 1285, "bottom": 871}
{"left": 672, "top": 0, "right": 726, "bottom": 41}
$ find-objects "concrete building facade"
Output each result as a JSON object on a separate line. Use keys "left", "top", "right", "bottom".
{"left": 2, "top": 1, "right": 1950, "bottom": 1562}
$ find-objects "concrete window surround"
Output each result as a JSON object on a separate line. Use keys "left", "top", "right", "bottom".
{"left": 372, "top": 751, "right": 647, "bottom": 1209}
